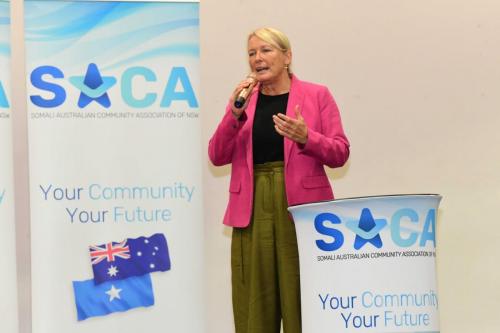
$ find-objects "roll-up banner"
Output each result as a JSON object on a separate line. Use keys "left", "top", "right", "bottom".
{"left": 0, "top": 1, "right": 19, "bottom": 333}
{"left": 289, "top": 195, "right": 441, "bottom": 333}
{"left": 25, "top": 1, "right": 203, "bottom": 331}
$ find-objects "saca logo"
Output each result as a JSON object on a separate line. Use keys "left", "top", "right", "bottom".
{"left": 29, "top": 63, "right": 198, "bottom": 109}
{"left": 314, "top": 208, "right": 436, "bottom": 251}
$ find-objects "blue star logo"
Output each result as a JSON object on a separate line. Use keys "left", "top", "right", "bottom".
{"left": 346, "top": 208, "right": 387, "bottom": 250}
{"left": 69, "top": 63, "right": 116, "bottom": 108}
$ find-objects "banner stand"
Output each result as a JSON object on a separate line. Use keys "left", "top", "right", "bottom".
{"left": 25, "top": 1, "right": 203, "bottom": 332}
{"left": 0, "top": 1, "right": 20, "bottom": 332}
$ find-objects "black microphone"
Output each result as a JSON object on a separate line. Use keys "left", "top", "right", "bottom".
{"left": 234, "top": 74, "right": 256, "bottom": 109}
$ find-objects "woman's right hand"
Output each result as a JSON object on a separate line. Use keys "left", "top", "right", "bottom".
{"left": 230, "top": 77, "right": 257, "bottom": 118}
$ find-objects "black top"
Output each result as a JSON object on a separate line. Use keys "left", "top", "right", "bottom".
{"left": 252, "top": 92, "right": 289, "bottom": 164}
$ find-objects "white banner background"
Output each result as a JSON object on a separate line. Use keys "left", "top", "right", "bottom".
{"left": 0, "top": 1, "right": 19, "bottom": 332}
{"left": 25, "top": 1, "right": 203, "bottom": 332}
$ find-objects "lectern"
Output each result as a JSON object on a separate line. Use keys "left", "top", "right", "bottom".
{"left": 288, "top": 194, "right": 441, "bottom": 333}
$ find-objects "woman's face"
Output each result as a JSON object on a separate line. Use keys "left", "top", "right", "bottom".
{"left": 247, "top": 36, "right": 291, "bottom": 85}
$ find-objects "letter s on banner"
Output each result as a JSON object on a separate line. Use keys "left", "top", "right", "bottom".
{"left": 315, "top": 213, "right": 344, "bottom": 251}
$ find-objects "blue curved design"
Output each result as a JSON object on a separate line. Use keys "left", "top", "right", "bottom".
{"left": 89, "top": 18, "right": 199, "bottom": 62}
{"left": 25, "top": 2, "right": 199, "bottom": 68}
{"left": 25, "top": 2, "right": 197, "bottom": 42}
{"left": 0, "top": 43, "right": 9, "bottom": 55}
{"left": 104, "top": 44, "right": 199, "bottom": 71}
{"left": 25, "top": 3, "right": 129, "bottom": 41}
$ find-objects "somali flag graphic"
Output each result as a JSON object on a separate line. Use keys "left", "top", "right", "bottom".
{"left": 73, "top": 274, "right": 154, "bottom": 321}
{"left": 90, "top": 233, "right": 170, "bottom": 285}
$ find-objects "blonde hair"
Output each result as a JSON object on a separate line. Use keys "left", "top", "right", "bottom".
{"left": 248, "top": 27, "right": 291, "bottom": 52}
{"left": 248, "top": 27, "right": 292, "bottom": 73}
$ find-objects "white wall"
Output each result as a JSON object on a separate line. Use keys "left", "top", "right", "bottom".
{"left": 9, "top": 1, "right": 500, "bottom": 332}
{"left": 202, "top": 1, "right": 500, "bottom": 332}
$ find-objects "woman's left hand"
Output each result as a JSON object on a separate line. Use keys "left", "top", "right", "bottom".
{"left": 273, "top": 105, "right": 308, "bottom": 145}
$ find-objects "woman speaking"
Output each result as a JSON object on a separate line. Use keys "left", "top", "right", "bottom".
{"left": 208, "top": 27, "right": 350, "bottom": 333}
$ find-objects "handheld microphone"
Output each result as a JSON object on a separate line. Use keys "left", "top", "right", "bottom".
{"left": 234, "top": 74, "right": 256, "bottom": 109}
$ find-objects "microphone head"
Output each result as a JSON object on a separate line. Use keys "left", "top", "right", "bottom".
{"left": 233, "top": 73, "right": 257, "bottom": 109}
{"left": 234, "top": 97, "right": 245, "bottom": 109}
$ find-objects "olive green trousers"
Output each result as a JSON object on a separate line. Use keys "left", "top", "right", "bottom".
{"left": 231, "top": 161, "right": 301, "bottom": 333}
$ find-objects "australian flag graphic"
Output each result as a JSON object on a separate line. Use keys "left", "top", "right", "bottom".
{"left": 90, "top": 233, "right": 171, "bottom": 284}
{"left": 73, "top": 233, "right": 170, "bottom": 321}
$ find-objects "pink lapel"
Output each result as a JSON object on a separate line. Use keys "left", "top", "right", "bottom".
{"left": 284, "top": 75, "right": 304, "bottom": 167}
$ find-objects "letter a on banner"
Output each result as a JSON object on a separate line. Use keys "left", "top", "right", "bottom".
{"left": 25, "top": 1, "right": 203, "bottom": 332}
{"left": 0, "top": 1, "right": 19, "bottom": 333}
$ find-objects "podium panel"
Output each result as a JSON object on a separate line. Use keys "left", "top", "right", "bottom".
{"left": 289, "top": 194, "right": 441, "bottom": 333}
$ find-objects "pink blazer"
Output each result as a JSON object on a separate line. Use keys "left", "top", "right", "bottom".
{"left": 208, "top": 75, "right": 350, "bottom": 228}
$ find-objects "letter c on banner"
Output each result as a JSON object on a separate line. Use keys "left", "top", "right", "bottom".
{"left": 391, "top": 208, "right": 419, "bottom": 247}
{"left": 121, "top": 66, "right": 157, "bottom": 108}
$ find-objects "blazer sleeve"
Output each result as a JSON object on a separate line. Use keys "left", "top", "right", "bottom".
{"left": 208, "top": 104, "right": 247, "bottom": 166}
{"left": 298, "top": 87, "right": 350, "bottom": 168}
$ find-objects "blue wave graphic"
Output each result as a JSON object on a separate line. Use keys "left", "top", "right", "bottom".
{"left": 25, "top": 2, "right": 139, "bottom": 41}
{"left": 25, "top": 2, "right": 198, "bottom": 67}
{"left": 0, "top": 43, "right": 9, "bottom": 55}
{"left": 96, "top": 18, "right": 198, "bottom": 47}
{"left": 25, "top": 2, "right": 197, "bottom": 41}
{"left": 88, "top": 18, "right": 199, "bottom": 64}
{"left": 104, "top": 43, "right": 199, "bottom": 71}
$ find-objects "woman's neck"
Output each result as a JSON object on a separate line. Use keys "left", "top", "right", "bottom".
{"left": 260, "top": 74, "right": 291, "bottom": 96}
